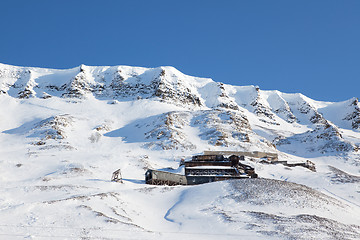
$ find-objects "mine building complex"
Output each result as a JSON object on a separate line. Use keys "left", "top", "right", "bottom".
{"left": 144, "top": 150, "right": 315, "bottom": 185}
{"left": 145, "top": 151, "right": 263, "bottom": 185}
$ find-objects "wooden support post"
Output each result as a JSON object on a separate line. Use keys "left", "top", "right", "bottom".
{"left": 111, "top": 169, "right": 123, "bottom": 183}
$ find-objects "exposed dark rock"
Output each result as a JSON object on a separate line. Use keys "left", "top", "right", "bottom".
{"left": 143, "top": 111, "right": 196, "bottom": 150}
{"left": 276, "top": 122, "right": 356, "bottom": 153}
{"left": 343, "top": 98, "right": 360, "bottom": 130}
{"left": 328, "top": 166, "right": 360, "bottom": 184}
{"left": 274, "top": 107, "right": 297, "bottom": 123}
{"left": 192, "top": 110, "right": 254, "bottom": 147}
{"left": 18, "top": 87, "right": 34, "bottom": 99}
{"left": 62, "top": 73, "right": 92, "bottom": 98}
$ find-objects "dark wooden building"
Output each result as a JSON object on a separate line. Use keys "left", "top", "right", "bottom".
{"left": 145, "top": 154, "right": 257, "bottom": 185}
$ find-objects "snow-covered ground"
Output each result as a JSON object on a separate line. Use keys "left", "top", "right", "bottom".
{"left": 0, "top": 63, "right": 359, "bottom": 239}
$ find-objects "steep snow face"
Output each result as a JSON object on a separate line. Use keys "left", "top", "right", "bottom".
{"left": 224, "top": 85, "right": 277, "bottom": 123}
{"left": 281, "top": 93, "right": 328, "bottom": 125}
{"left": 276, "top": 121, "right": 358, "bottom": 156}
{"left": 1, "top": 63, "right": 360, "bottom": 239}
{"left": 261, "top": 90, "right": 297, "bottom": 123}
{"left": 197, "top": 82, "right": 241, "bottom": 110}
{"left": 318, "top": 97, "right": 360, "bottom": 131}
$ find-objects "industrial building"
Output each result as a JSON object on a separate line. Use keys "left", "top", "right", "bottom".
{"left": 145, "top": 152, "right": 260, "bottom": 185}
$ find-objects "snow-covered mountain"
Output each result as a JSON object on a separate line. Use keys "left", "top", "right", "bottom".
{"left": 0, "top": 63, "right": 359, "bottom": 239}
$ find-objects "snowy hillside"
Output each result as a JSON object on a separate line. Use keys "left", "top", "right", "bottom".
{"left": 0, "top": 63, "right": 359, "bottom": 239}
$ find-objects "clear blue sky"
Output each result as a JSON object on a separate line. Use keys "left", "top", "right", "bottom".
{"left": 1, "top": 0, "right": 359, "bottom": 101}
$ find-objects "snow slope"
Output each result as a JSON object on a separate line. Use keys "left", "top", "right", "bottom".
{"left": 0, "top": 63, "right": 359, "bottom": 239}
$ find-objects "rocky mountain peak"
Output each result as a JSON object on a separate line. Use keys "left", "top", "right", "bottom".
{"left": 1, "top": 63, "right": 360, "bottom": 155}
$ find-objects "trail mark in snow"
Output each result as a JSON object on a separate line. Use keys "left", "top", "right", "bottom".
{"left": 164, "top": 189, "right": 187, "bottom": 226}
{"left": 323, "top": 188, "right": 360, "bottom": 208}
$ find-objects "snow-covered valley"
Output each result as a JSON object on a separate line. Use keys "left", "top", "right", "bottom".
{"left": 0, "top": 63, "right": 359, "bottom": 239}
